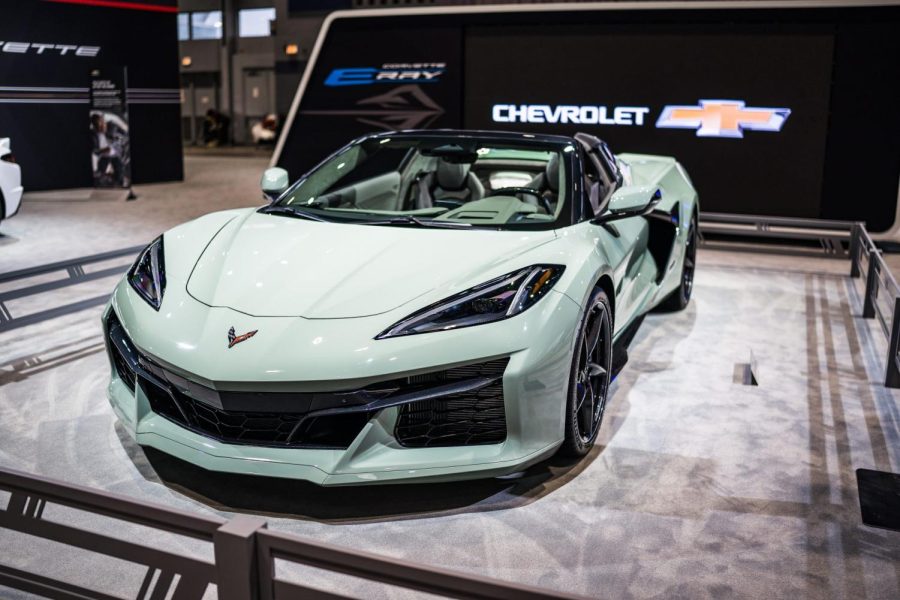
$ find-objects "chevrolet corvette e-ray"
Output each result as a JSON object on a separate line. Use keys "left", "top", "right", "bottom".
{"left": 103, "top": 130, "right": 698, "bottom": 485}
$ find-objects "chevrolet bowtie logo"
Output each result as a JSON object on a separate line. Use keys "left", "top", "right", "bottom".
{"left": 227, "top": 326, "right": 258, "bottom": 349}
{"left": 656, "top": 100, "right": 791, "bottom": 138}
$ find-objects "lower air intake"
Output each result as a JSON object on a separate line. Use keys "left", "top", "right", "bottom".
{"left": 394, "top": 358, "right": 508, "bottom": 448}
{"left": 106, "top": 313, "right": 137, "bottom": 392}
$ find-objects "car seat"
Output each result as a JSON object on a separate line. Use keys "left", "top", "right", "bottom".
{"left": 525, "top": 153, "right": 560, "bottom": 214}
{"left": 415, "top": 159, "right": 484, "bottom": 209}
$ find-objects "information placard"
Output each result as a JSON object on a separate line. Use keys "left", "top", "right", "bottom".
{"left": 90, "top": 67, "right": 131, "bottom": 189}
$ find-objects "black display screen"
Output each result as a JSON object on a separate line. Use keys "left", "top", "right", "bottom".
{"left": 276, "top": 6, "right": 900, "bottom": 231}
{"left": 0, "top": 0, "right": 182, "bottom": 190}
{"left": 464, "top": 27, "right": 834, "bottom": 219}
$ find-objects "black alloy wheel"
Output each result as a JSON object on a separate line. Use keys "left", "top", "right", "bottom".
{"left": 560, "top": 288, "right": 613, "bottom": 457}
{"left": 682, "top": 214, "right": 698, "bottom": 301}
{"left": 660, "top": 213, "right": 698, "bottom": 311}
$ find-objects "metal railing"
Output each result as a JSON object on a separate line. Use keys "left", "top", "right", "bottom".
{"left": 699, "top": 212, "right": 857, "bottom": 256}
{"left": 0, "top": 245, "right": 142, "bottom": 333}
{"left": 0, "top": 465, "right": 224, "bottom": 600}
{"left": 698, "top": 213, "right": 900, "bottom": 388}
{"left": 0, "top": 466, "right": 583, "bottom": 600}
{"left": 255, "top": 528, "right": 568, "bottom": 600}
{"left": 849, "top": 223, "right": 900, "bottom": 388}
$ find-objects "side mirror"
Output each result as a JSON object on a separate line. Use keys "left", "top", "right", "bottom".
{"left": 593, "top": 186, "right": 661, "bottom": 224}
{"left": 261, "top": 167, "right": 289, "bottom": 202}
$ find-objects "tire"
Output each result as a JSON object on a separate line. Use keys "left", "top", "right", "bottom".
{"left": 559, "top": 287, "right": 613, "bottom": 457}
{"left": 659, "top": 213, "right": 698, "bottom": 311}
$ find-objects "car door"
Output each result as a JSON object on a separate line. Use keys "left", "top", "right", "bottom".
{"left": 578, "top": 138, "right": 652, "bottom": 334}
{"left": 602, "top": 215, "right": 652, "bottom": 331}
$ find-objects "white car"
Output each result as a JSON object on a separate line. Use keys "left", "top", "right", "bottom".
{"left": 103, "top": 130, "right": 699, "bottom": 486}
{"left": 0, "top": 138, "right": 23, "bottom": 224}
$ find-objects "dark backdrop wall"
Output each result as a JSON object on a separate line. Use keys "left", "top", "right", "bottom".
{"left": 277, "top": 5, "right": 900, "bottom": 232}
{"left": 0, "top": 0, "right": 183, "bottom": 191}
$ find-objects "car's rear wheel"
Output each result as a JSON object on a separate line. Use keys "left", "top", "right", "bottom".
{"left": 560, "top": 288, "right": 613, "bottom": 457}
{"left": 660, "top": 213, "right": 698, "bottom": 311}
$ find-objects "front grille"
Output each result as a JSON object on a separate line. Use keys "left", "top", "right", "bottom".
{"left": 395, "top": 359, "right": 508, "bottom": 448}
{"left": 105, "top": 310, "right": 508, "bottom": 451}
{"left": 181, "top": 395, "right": 302, "bottom": 445}
{"left": 142, "top": 383, "right": 370, "bottom": 449}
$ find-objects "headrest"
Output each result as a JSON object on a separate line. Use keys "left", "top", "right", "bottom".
{"left": 545, "top": 153, "right": 560, "bottom": 193}
{"left": 435, "top": 160, "right": 471, "bottom": 190}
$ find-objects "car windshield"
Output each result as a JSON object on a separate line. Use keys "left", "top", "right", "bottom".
{"left": 272, "top": 135, "right": 569, "bottom": 229}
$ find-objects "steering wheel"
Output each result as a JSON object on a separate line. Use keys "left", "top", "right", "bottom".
{"left": 485, "top": 187, "right": 552, "bottom": 215}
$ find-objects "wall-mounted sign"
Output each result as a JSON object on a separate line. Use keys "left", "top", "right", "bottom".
{"left": 0, "top": 41, "right": 100, "bottom": 57}
{"left": 491, "top": 100, "right": 792, "bottom": 138}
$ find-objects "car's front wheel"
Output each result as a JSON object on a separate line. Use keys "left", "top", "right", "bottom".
{"left": 560, "top": 288, "right": 613, "bottom": 457}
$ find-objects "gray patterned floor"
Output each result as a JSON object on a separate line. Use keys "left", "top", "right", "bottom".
{"left": 0, "top": 159, "right": 899, "bottom": 598}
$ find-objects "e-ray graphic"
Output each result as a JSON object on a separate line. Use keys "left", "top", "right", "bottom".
{"left": 656, "top": 100, "right": 791, "bottom": 138}
{"left": 325, "top": 63, "right": 445, "bottom": 86}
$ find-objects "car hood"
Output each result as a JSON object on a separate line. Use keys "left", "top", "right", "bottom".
{"left": 186, "top": 210, "right": 556, "bottom": 319}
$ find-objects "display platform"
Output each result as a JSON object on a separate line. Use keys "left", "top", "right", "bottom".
{"left": 1, "top": 245, "right": 898, "bottom": 598}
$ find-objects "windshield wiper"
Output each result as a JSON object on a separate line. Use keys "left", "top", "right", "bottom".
{"left": 260, "top": 205, "right": 329, "bottom": 222}
{"left": 360, "top": 216, "right": 472, "bottom": 229}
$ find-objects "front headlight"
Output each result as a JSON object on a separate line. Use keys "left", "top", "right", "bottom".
{"left": 128, "top": 236, "right": 166, "bottom": 310}
{"left": 376, "top": 265, "right": 565, "bottom": 339}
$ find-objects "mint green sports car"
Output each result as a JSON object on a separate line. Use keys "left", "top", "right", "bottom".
{"left": 103, "top": 130, "right": 698, "bottom": 485}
